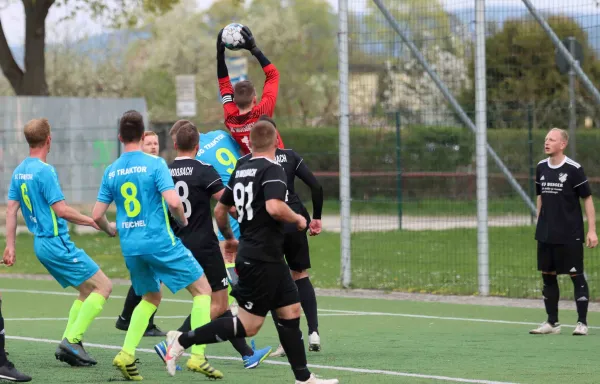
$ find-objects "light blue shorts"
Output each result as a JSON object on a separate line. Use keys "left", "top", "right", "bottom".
{"left": 125, "top": 244, "right": 204, "bottom": 296}
{"left": 34, "top": 234, "right": 99, "bottom": 289}
{"left": 217, "top": 215, "right": 241, "bottom": 241}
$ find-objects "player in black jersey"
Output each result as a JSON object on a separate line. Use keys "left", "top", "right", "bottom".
{"left": 152, "top": 123, "right": 272, "bottom": 375}
{"left": 234, "top": 115, "right": 324, "bottom": 355}
{"left": 530, "top": 128, "right": 597, "bottom": 336}
{"left": 164, "top": 121, "right": 339, "bottom": 384}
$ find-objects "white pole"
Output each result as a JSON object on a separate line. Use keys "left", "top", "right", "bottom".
{"left": 475, "top": 0, "right": 489, "bottom": 296}
{"left": 338, "top": 0, "right": 351, "bottom": 288}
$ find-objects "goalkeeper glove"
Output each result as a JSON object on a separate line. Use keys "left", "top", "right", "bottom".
{"left": 216, "top": 29, "right": 225, "bottom": 59}
{"left": 240, "top": 26, "right": 260, "bottom": 55}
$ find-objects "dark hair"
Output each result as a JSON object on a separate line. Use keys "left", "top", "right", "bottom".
{"left": 119, "top": 110, "right": 145, "bottom": 143}
{"left": 250, "top": 121, "right": 277, "bottom": 152}
{"left": 234, "top": 80, "right": 256, "bottom": 109}
{"left": 176, "top": 123, "right": 199, "bottom": 151}
{"left": 170, "top": 119, "right": 192, "bottom": 138}
{"left": 258, "top": 114, "right": 277, "bottom": 128}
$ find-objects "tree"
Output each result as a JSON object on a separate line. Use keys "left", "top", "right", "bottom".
{"left": 351, "top": 0, "right": 469, "bottom": 125}
{"left": 460, "top": 15, "right": 600, "bottom": 129}
{"left": 129, "top": 0, "right": 338, "bottom": 124}
{"left": 0, "top": 0, "right": 180, "bottom": 96}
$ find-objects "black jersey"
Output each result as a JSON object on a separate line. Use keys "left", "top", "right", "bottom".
{"left": 535, "top": 156, "right": 592, "bottom": 244}
{"left": 169, "top": 157, "right": 224, "bottom": 252}
{"left": 220, "top": 156, "right": 288, "bottom": 262}
{"left": 238, "top": 149, "right": 323, "bottom": 232}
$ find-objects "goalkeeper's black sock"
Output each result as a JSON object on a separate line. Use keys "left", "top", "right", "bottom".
{"left": 542, "top": 274, "right": 559, "bottom": 324}
{"left": 571, "top": 274, "right": 589, "bottom": 325}
{"left": 218, "top": 310, "right": 253, "bottom": 357}
{"left": 178, "top": 314, "right": 192, "bottom": 333}
{"left": 121, "top": 286, "right": 142, "bottom": 322}
{"left": 179, "top": 317, "right": 246, "bottom": 349}
{"left": 275, "top": 317, "right": 311, "bottom": 382}
{"left": 296, "top": 277, "right": 319, "bottom": 335}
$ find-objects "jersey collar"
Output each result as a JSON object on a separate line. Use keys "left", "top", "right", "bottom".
{"left": 249, "top": 156, "right": 277, "bottom": 164}
{"left": 174, "top": 156, "right": 194, "bottom": 160}
{"left": 547, "top": 156, "right": 568, "bottom": 169}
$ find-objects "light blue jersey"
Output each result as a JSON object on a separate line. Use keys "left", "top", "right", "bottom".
{"left": 8, "top": 157, "right": 68, "bottom": 237}
{"left": 8, "top": 157, "right": 99, "bottom": 288}
{"left": 196, "top": 130, "right": 242, "bottom": 240}
{"left": 97, "top": 151, "right": 179, "bottom": 257}
{"left": 196, "top": 130, "right": 241, "bottom": 185}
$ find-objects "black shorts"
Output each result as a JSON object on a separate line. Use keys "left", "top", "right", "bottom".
{"left": 283, "top": 231, "right": 311, "bottom": 271}
{"left": 537, "top": 241, "right": 584, "bottom": 274}
{"left": 189, "top": 246, "right": 228, "bottom": 292}
{"left": 231, "top": 259, "right": 300, "bottom": 317}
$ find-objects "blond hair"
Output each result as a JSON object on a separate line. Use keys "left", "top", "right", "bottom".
{"left": 24, "top": 118, "right": 51, "bottom": 148}
{"left": 549, "top": 127, "right": 569, "bottom": 143}
{"left": 143, "top": 131, "right": 157, "bottom": 139}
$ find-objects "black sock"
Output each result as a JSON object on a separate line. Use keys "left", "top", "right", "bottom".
{"left": 148, "top": 311, "right": 156, "bottom": 328}
{"left": 179, "top": 316, "right": 247, "bottom": 349}
{"left": 275, "top": 317, "right": 311, "bottom": 382}
{"left": 0, "top": 300, "right": 7, "bottom": 365}
{"left": 218, "top": 310, "right": 254, "bottom": 357}
{"left": 121, "top": 286, "right": 142, "bottom": 322}
{"left": 178, "top": 315, "right": 192, "bottom": 333}
{"left": 271, "top": 310, "right": 280, "bottom": 328}
{"left": 296, "top": 277, "right": 319, "bottom": 335}
{"left": 571, "top": 274, "right": 589, "bottom": 325}
{"left": 542, "top": 274, "right": 559, "bottom": 324}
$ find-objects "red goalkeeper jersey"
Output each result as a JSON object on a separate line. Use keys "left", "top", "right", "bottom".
{"left": 218, "top": 63, "right": 285, "bottom": 154}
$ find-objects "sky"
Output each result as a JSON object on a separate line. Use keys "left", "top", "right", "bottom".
{"left": 1, "top": 0, "right": 599, "bottom": 46}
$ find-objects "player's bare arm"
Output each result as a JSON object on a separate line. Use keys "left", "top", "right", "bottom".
{"left": 162, "top": 190, "right": 188, "bottom": 227}
{"left": 3, "top": 200, "right": 20, "bottom": 266}
{"left": 214, "top": 201, "right": 238, "bottom": 255}
{"left": 583, "top": 196, "right": 597, "bottom": 248}
{"left": 91, "top": 202, "right": 117, "bottom": 237}
{"left": 52, "top": 200, "right": 100, "bottom": 230}
{"left": 215, "top": 201, "right": 235, "bottom": 240}
{"left": 266, "top": 199, "right": 307, "bottom": 231}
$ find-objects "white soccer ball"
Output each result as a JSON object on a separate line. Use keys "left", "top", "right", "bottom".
{"left": 221, "top": 23, "right": 245, "bottom": 51}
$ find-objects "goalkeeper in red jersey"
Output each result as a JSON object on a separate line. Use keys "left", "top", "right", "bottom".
{"left": 216, "top": 26, "right": 285, "bottom": 154}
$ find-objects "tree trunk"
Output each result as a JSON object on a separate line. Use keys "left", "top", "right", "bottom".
{"left": 0, "top": 0, "right": 53, "bottom": 96}
{"left": 0, "top": 20, "right": 24, "bottom": 93}
{"left": 21, "top": 0, "right": 53, "bottom": 95}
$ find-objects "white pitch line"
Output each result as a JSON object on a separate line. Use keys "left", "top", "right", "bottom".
{"left": 0, "top": 287, "right": 594, "bottom": 329}
{"left": 6, "top": 335, "right": 519, "bottom": 384}
{"left": 3, "top": 313, "right": 359, "bottom": 321}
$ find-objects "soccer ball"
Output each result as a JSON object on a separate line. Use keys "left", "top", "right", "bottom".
{"left": 221, "top": 23, "right": 245, "bottom": 51}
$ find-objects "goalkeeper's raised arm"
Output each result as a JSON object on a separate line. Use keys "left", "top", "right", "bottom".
{"left": 216, "top": 26, "right": 284, "bottom": 155}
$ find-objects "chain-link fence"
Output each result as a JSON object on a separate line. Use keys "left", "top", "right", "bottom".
{"left": 341, "top": 0, "right": 600, "bottom": 298}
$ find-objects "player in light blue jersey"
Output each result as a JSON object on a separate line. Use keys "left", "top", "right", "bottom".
{"left": 4, "top": 118, "right": 114, "bottom": 373}
{"left": 92, "top": 111, "right": 220, "bottom": 381}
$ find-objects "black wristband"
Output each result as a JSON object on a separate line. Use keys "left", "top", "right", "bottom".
{"left": 252, "top": 50, "right": 271, "bottom": 68}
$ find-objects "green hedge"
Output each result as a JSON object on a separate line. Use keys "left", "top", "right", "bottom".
{"left": 277, "top": 126, "right": 600, "bottom": 202}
